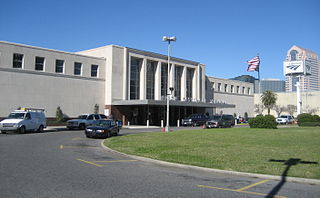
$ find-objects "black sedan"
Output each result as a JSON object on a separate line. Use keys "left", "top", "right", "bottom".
{"left": 85, "top": 120, "right": 119, "bottom": 138}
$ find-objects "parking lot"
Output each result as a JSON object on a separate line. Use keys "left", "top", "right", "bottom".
{"left": 0, "top": 127, "right": 319, "bottom": 197}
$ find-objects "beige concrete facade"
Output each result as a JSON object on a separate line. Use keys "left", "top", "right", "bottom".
{"left": 0, "top": 41, "right": 216, "bottom": 124}
{"left": 254, "top": 91, "right": 320, "bottom": 117}
{"left": 0, "top": 41, "right": 106, "bottom": 118}
{"left": 207, "top": 76, "right": 254, "bottom": 117}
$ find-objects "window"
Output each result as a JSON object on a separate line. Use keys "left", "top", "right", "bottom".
{"left": 147, "top": 60, "right": 157, "bottom": 99}
{"left": 242, "top": 87, "right": 245, "bottom": 94}
{"left": 91, "top": 64, "right": 99, "bottom": 77}
{"left": 55, "top": 59, "right": 64, "bottom": 73}
{"left": 175, "top": 66, "right": 183, "bottom": 100}
{"left": 186, "top": 68, "right": 194, "bottom": 98}
{"left": 231, "top": 85, "right": 234, "bottom": 93}
{"left": 224, "top": 84, "right": 228, "bottom": 92}
{"left": 74, "top": 62, "right": 82, "bottom": 75}
{"left": 130, "top": 57, "right": 141, "bottom": 99}
{"left": 161, "top": 63, "right": 168, "bottom": 97}
{"left": 236, "top": 86, "right": 240, "bottom": 93}
{"left": 290, "top": 50, "right": 298, "bottom": 61}
{"left": 13, "top": 53, "right": 23, "bottom": 68}
{"left": 218, "top": 83, "right": 222, "bottom": 92}
{"left": 35, "top": 57, "right": 45, "bottom": 71}
{"left": 247, "top": 87, "right": 251, "bottom": 94}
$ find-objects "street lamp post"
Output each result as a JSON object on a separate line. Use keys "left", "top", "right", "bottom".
{"left": 162, "top": 36, "right": 176, "bottom": 132}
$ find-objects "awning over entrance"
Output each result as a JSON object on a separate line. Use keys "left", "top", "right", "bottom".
{"left": 112, "top": 99, "right": 235, "bottom": 108}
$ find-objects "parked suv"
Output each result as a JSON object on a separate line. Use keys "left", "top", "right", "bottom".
{"left": 205, "top": 114, "right": 235, "bottom": 128}
{"left": 0, "top": 108, "right": 46, "bottom": 134}
{"left": 181, "top": 114, "right": 209, "bottom": 126}
{"left": 276, "top": 115, "right": 294, "bottom": 125}
{"left": 67, "top": 114, "right": 107, "bottom": 130}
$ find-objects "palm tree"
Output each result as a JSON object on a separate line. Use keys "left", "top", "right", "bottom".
{"left": 261, "top": 90, "right": 277, "bottom": 115}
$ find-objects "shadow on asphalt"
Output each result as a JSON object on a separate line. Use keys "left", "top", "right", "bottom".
{"left": 266, "top": 158, "right": 318, "bottom": 198}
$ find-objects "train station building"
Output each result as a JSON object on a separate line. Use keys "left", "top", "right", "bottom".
{"left": 0, "top": 41, "right": 237, "bottom": 125}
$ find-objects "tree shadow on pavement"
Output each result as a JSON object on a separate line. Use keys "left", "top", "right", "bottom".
{"left": 266, "top": 158, "right": 318, "bottom": 198}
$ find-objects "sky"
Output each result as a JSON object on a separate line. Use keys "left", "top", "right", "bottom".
{"left": 0, "top": 0, "right": 319, "bottom": 80}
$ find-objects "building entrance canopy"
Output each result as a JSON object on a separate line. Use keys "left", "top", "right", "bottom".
{"left": 112, "top": 99, "right": 235, "bottom": 108}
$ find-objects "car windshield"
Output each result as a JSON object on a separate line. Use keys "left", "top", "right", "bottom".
{"left": 280, "top": 115, "right": 288, "bottom": 118}
{"left": 209, "top": 115, "right": 221, "bottom": 120}
{"left": 187, "top": 114, "right": 198, "bottom": 118}
{"left": 78, "top": 115, "right": 88, "bottom": 119}
{"left": 94, "top": 120, "right": 111, "bottom": 127}
{"left": 8, "top": 113, "right": 25, "bottom": 119}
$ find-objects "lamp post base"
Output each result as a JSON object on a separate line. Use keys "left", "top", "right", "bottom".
{"left": 165, "top": 126, "right": 169, "bottom": 132}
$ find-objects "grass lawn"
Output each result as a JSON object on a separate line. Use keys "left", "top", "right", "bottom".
{"left": 104, "top": 127, "right": 320, "bottom": 179}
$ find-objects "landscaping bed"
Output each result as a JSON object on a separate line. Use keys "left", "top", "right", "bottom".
{"left": 104, "top": 127, "right": 320, "bottom": 179}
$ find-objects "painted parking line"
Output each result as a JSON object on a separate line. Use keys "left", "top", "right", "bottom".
{"left": 77, "top": 159, "right": 103, "bottom": 167}
{"left": 237, "top": 179, "right": 270, "bottom": 191}
{"left": 76, "top": 159, "right": 138, "bottom": 167}
{"left": 94, "top": 160, "right": 138, "bottom": 163}
{"left": 197, "top": 179, "right": 287, "bottom": 198}
{"left": 60, "top": 144, "right": 98, "bottom": 149}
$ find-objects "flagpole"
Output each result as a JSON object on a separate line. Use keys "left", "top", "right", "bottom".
{"left": 258, "top": 65, "right": 261, "bottom": 94}
{"left": 257, "top": 54, "right": 261, "bottom": 94}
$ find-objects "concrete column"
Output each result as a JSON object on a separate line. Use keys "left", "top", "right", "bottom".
{"left": 123, "top": 48, "right": 128, "bottom": 100}
{"left": 127, "top": 56, "right": 131, "bottom": 99}
{"left": 140, "top": 58, "right": 147, "bottom": 100}
{"left": 192, "top": 68, "right": 197, "bottom": 101}
{"left": 155, "top": 61, "right": 161, "bottom": 100}
{"left": 181, "top": 66, "right": 187, "bottom": 101}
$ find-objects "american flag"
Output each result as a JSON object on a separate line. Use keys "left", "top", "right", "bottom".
{"left": 247, "top": 56, "right": 260, "bottom": 72}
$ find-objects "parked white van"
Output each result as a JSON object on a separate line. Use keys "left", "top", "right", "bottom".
{"left": 0, "top": 108, "right": 46, "bottom": 134}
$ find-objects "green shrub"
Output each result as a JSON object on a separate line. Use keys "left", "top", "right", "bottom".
{"left": 298, "top": 122, "right": 320, "bottom": 127}
{"left": 249, "top": 115, "right": 277, "bottom": 129}
{"left": 56, "top": 106, "right": 64, "bottom": 122}
{"left": 297, "top": 113, "right": 320, "bottom": 127}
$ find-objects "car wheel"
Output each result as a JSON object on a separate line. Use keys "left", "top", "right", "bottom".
{"left": 19, "top": 126, "right": 26, "bottom": 134}
{"left": 106, "top": 131, "right": 111, "bottom": 138}
{"left": 38, "top": 125, "right": 44, "bottom": 133}
{"left": 79, "top": 123, "right": 85, "bottom": 130}
{"left": 114, "top": 129, "right": 119, "bottom": 136}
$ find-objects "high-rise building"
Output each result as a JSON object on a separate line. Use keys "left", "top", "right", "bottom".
{"left": 231, "top": 75, "right": 285, "bottom": 93}
{"left": 284, "top": 46, "right": 320, "bottom": 92}
{"left": 254, "top": 79, "right": 285, "bottom": 93}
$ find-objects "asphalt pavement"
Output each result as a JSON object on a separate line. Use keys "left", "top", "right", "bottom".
{"left": 0, "top": 128, "right": 319, "bottom": 198}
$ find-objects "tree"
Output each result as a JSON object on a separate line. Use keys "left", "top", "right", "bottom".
{"left": 273, "top": 105, "right": 286, "bottom": 117}
{"left": 94, "top": 104, "right": 99, "bottom": 114}
{"left": 261, "top": 90, "right": 277, "bottom": 115}
{"left": 305, "top": 105, "right": 319, "bottom": 115}
{"left": 286, "top": 104, "right": 297, "bottom": 116}
{"left": 56, "top": 106, "right": 64, "bottom": 122}
{"left": 254, "top": 104, "right": 264, "bottom": 115}
{"left": 244, "top": 112, "right": 248, "bottom": 121}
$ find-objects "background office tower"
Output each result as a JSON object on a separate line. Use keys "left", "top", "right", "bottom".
{"left": 284, "top": 45, "right": 320, "bottom": 92}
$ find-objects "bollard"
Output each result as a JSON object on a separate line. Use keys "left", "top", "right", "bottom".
{"left": 161, "top": 120, "right": 164, "bottom": 128}
{"left": 177, "top": 120, "right": 180, "bottom": 127}
{"left": 147, "top": 120, "right": 149, "bottom": 128}
{"left": 128, "top": 121, "right": 130, "bottom": 127}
